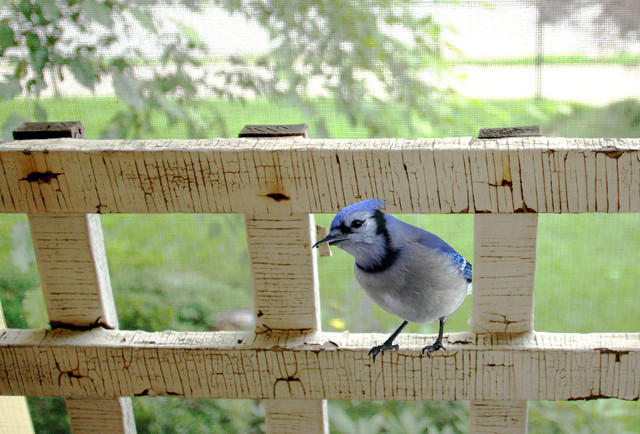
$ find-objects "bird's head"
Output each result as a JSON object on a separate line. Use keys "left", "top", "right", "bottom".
{"left": 313, "top": 199, "right": 388, "bottom": 255}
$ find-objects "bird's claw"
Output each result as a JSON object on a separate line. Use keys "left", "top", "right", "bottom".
{"left": 421, "top": 340, "right": 445, "bottom": 358}
{"left": 368, "top": 343, "right": 399, "bottom": 363}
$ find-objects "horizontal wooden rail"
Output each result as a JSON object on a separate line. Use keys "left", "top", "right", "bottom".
{"left": 1, "top": 328, "right": 638, "bottom": 401}
{"left": 0, "top": 137, "right": 638, "bottom": 214}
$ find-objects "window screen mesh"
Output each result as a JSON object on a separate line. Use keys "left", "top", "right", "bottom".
{"left": 1, "top": 0, "right": 639, "bottom": 432}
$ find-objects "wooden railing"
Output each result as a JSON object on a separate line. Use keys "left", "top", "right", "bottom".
{"left": 0, "top": 126, "right": 639, "bottom": 433}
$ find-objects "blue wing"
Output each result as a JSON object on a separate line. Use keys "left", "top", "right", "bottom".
{"left": 446, "top": 252, "right": 472, "bottom": 283}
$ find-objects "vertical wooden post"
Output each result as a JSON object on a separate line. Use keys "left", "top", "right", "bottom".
{"left": 0, "top": 306, "right": 35, "bottom": 433}
{"left": 470, "top": 213, "right": 538, "bottom": 433}
{"left": 241, "top": 124, "right": 328, "bottom": 434}
{"left": 14, "top": 122, "right": 137, "bottom": 434}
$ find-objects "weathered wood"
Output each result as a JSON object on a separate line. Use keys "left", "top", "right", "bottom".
{"left": 0, "top": 138, "right": 638, "bottom": 214}
{"left": 469, "top": 401, "right": 529, "bottom": 433}
{"left": 245, "top": 212, "right": 327, "bottom": 432}
{"left": 240, "top": 122, "right": 325, "bottom": 434}
{"left": 471, "top": 214, "right": 538, "bottom": 334}
{"left": 477, "top": 126, "right": 541, "bottom": 139}
{"left": 470, "top": 214, "right": 538, "bottom": 433}
{"left": 0, "top": 329, "right": 638, "bottom": 401}
{"left": 239, "top": 124, "right": 309, "bottom": 137}
{"left": 246, "top": 214, "right": 320, "bottom": 331}
{"left": 16, "top": 122, "right": 136, "bottom": 433}
{"left": 29, "top": 214, "right": 118, "bottom": 329}
{"left": 66, "top": 398, "right": 136, "bottom": 434}
{"left": 264, "top": 400, "right": 328, "bottom": 434}
{"left": 12, "top": 121, "right": 85, "bottom": 140}
{"left": 0, "top": 307, "right": 34, "bottom": 434}
{"left": 27, "top": 216, "right": 136, "bottom": 433}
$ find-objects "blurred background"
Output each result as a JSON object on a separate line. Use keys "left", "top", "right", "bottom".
{"left": 1, "top": 0, "right": 640, "bottom": 432}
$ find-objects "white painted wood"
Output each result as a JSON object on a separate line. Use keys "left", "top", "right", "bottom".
{"left": 28, "top": 214, "right": 118, "bottom": 328}
{"left": 0, "top": 307, "right": 34, "bottom": 434}
{"left": 66, "top": 398, "right": 136, "bottom": 434}
{"left": 245, "top": 212, "right": 326, "bottom": 432}
{"left": 470, "top": 214, "right": 538, "bottom": 432}
{"left": 246, "top": 213, "right": 320, "bottom": 332}
{"left": 264, "top": 400, "right": 328, "bottom": 434}
{"left": 471, "top": 214, "right": 538, "bottom": 334}
{"left": 0, "top": 328, "right": 638, "bottom": 401}
{"left": 469, "top": 401, "right": 528, "bottom": 433}
{"left": 28, "top": 214, "right": 135, "bottom": 433}
{"left": 0, "top": 138, "right": 638, "bottom": 214}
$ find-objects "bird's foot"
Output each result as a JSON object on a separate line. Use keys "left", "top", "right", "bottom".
{"left": 421, "top": 339, "right": 445, "bottom": 358}
{"left": 368, "top": 342, "right": 399, "bottom": 363}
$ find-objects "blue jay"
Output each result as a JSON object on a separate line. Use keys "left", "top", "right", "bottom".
{"left": 313, "top": 199, "right": 472, "bottom": 361}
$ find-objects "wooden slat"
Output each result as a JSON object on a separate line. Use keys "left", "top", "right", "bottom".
{"left": 0, "top": 307, "right": 34, "bottom": 433}
{"left": 470, "top": 214, "right": 538, "bottom": 433}
{"left": 66, "top": 398, "right": 135, "bottom": 433}
{"left": 14, "top": 121, "right": 136, "bottom": 434}
{"left": 0, "top": 138, "right": 638, "bottom": 214}
{"left": 264, "top": 400, "right": 327, "bottom": 434}
{"left": 28, "top": 214, "right": 135, "bottom": 434}
{"left": 471, "top": 214, "right": 538, "bottom": 334}
{"left": 29, "top": 214, "right": 118, "bottom": 329}
{"left": 0, "top": 328, "right": 638, "bottom": 401}
{"left": 469, "top": 401, "right": 529, "bottom": 433}
{"left": 246, "top": 213, "right": 320, "bottom": 331}
{"left": 246, "top": 212, "right": 326, "bottom": 432}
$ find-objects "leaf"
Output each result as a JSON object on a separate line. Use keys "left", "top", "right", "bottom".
{"left": 25, "top": 33, "right": 48, "bottom": 75}
{"left": 80, "top": 0, "right": 113, "bottom": 29}
{"left": 39, "top": 0, "right": 62, "bottom": 21}
{"left": 68, "top": 57, "right": 99, "bottom": 89}
{"left": 0, "top": 22, "right": 15, "bottom": 56}
{"left": 130, "top": 7, "right": 157, "bottom": 33}
{"left": 0, "top": 76, "right": 21, "bottom": 99}
{"left": 113, "top": 72, "right": 146, "bottom": 110}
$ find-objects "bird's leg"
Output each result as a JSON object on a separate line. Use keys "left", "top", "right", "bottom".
{"left": 422, "top": 316, "right": 447, "bottom": 357}
{"left": 369, "top": 320, "right": 408, "bottom": 362}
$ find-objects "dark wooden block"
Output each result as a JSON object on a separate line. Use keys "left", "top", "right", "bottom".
{"left": 12, "top": 121, "right": 85, "bottom": 140}
{"left": 239, "top": 124, "right": 309, "bottom": 138}
{"left": 478, "top": 125, "right": 541, "bottom": 139}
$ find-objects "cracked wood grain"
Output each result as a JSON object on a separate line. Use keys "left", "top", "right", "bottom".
{"left": 28, "top": 214, "right": 136, "bottom": 434}
{"left": 0, "top": 305, "right": 34, "bottom": 433}
{"left": 470, "top": 213, "right": 538, "bottom": 432}
{"left": 0, "top": 329, "right": 638, "bottom": 401}
{"left": 1, "top": 138, "right": 638, "bottom": 214}
{"left": 245, "top": 211, "right": 326, "bottom": 432}
{"left": 12, "top": 122, "right": 135, "bottom": 434}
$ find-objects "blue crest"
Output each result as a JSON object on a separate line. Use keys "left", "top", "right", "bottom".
{"left": 332, "top": 199, "right": 386, "bottom": 228}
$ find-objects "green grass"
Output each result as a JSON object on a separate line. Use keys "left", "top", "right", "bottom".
{"left": 447, "top": 52, "right": 640, "bottom": 67}
{"left": 0, "top": 95, "right": 592, "bottom": 140}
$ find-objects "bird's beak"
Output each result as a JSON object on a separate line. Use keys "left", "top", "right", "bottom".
{"left": 313, "top": 231, "right": 348, "bottom": 248}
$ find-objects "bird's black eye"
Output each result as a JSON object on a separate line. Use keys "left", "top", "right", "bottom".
{"left": 351, "top": 219, "right": 364, "bottom": 228}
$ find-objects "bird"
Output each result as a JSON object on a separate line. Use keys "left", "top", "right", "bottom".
{"left": 313, "top": 199, "right": 472, "bottom": 362}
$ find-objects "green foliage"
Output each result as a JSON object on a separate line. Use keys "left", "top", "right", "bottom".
{"left": 529, "top": 400, "right": 640, "bottom": 433}
{"left": 217, "top": 0, "right": 454, "bottom": 138}
{"left": 101, "top": 214, "right": 253, "bottom": 331}
{"left": 1, "top": 0, "right": 214, "bottom": 138}
{"left": 1, "top": 0, "right": 456, "bottom": 139}
{"left": 329, "top": 401, "right": 468, "bottom": 434}
{"left": 133, "top": 398, "right": 264, "bottom": 433}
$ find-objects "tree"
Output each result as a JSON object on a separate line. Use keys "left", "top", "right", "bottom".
{"left": 534, "top": 0, "right": 640, "bottom": 40}
{"left": 1, "top": 0, "right": 454, "bottom": 139}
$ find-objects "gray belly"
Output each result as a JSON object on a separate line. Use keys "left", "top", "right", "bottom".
{"left": 354, "top": 246, "right": 469, "bottom": 324}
